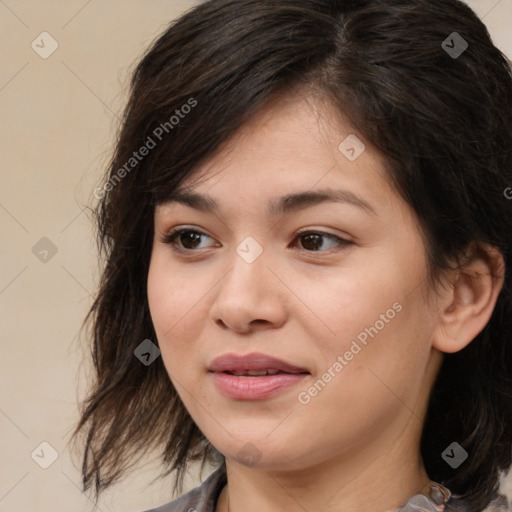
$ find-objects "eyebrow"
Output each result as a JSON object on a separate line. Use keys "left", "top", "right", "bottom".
{"left": 161, "top": 187, "right": 377, "bottom": 216}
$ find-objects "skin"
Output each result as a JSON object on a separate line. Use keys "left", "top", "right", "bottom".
{"left": 147, "top": 91, "right": 504, "bottom": 512}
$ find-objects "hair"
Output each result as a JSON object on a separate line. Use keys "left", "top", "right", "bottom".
{"left": 70, "top": 0, "right": 512, "bottom": 510}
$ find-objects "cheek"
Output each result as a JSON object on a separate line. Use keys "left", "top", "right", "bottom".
{"left": 147, "top": 246, "right": 205, "bottom": 331}
{"left": 323, "top": 291, "right": 434, "bottom": 417}
{"left": 147, "top": 252, "right": 175, "bottom": 335}
{"left": 307, "top": 245, "right": 432, "bottom": 391}
{"left": 147, "top": 251, "right": 202, "bottom": 373}
{"left": 302, "top": 263, "right": 407, "bottom": 356}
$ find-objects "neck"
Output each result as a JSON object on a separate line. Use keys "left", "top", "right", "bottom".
{"left": 216, "top": 427, "right": 431, "bottom": 512}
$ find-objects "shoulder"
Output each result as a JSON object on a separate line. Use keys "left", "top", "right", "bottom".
{"left": 482, "top": 494, "right": 512, "bottom": 512}
{"left": 447, "top": 492, "right": 511, "bottom": 512}
{"left": 139, "top": 464, "right": 227, "bottom": 512}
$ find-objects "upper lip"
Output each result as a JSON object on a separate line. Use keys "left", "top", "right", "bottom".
{"left": 208, "top": 352, "right": 309, "bottom": 374}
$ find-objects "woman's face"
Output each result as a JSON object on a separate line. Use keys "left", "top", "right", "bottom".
{"left": 148, "top": 93, "right": 444, "bottom": 472}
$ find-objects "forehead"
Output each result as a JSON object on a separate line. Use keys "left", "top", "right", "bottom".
{"left": 155, "top": 92, "right": 402, "bottom": 220}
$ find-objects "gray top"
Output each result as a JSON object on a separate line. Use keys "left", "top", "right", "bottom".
{"left": 141, "top": 465, "right": 227, "bottom": 512}
{"left": 140, "top": 464, "right": 511, "bottom": 512}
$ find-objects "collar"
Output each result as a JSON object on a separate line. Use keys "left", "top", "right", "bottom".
{"left": 392, "top": 481, "right": 452, "bottom": 511}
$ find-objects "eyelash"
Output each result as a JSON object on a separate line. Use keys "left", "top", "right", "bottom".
{"left": 160, "top": 228, "right": 352, "bottom": 255}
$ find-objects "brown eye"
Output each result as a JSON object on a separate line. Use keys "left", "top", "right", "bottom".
{"left": 162, "top": 229, "right": 217, "bottom": 251}
{"left": 161, "top": 228, "right": 351, "bottom": 254}
{"left": 295, "top": 231, "right": 351, "bottom": 252}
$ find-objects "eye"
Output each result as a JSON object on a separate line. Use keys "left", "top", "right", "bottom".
{"left": 293, "top": 230, "right": 352, "bottom": 252}
{"left": 161, "top": 228, "right": 218, "bottom": 251}
{"left": 161, "top": 228, "right": 351, "bottom": 254}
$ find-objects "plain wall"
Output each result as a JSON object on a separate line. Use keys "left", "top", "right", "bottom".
{"left": 1, "top": 1, "right": 511, "bottom": 511}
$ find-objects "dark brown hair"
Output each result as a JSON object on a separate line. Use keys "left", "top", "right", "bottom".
{"left": 70, "top": 1, "right": 512, "bottom": 510}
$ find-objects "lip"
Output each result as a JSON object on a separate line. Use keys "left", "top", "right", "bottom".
{"left": 208, "top": 352, "right": 310, "bottom": 400}
{"left": 211, "top": 372, "right": 309, "bottom": 400}
{"left": 208, "top": 352, "right": 309, "bottom": 374}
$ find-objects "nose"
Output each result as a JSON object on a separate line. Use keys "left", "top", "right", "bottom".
{"left": 209, "top": 247, "right": 289, "bottom": 334}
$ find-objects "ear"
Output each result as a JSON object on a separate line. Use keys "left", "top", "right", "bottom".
{"left": 432, "top": 242, "right": 505, "bottom": 354}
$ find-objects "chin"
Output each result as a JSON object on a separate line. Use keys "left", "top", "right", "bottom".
{"left": 212, "top": 437, "right": 307, "bottom": 471}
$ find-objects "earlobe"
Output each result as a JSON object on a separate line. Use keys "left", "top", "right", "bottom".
{"left": 432, "top": 243, "right": 505, "bottom": 354}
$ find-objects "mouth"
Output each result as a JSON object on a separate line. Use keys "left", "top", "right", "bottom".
{"left": 220, "top": 369, "right": 307, "bottom": 376}
{"left": 208, "top": 352, "right": 310, "bottom": 400}
{"left": 208, "top": 352, "right": 310, "bottom": 375}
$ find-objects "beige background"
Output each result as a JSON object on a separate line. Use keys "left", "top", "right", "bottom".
{"left": 1, "top": 1, "right": 511, "bottom": 511}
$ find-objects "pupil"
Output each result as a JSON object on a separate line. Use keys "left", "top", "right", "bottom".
{"left": 182, "top": 232, "right": 201, "bottom": 249}
{"left": 302, "top": 234, "right": 322, "bottom": 251}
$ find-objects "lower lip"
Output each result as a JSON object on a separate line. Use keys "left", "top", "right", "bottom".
{"left": 211, "top": 371, "right": 309, "bottom": 400}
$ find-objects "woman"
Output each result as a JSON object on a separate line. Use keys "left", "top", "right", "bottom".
{"left": 71, "top": 0, "right": 512, "bottom": 510}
